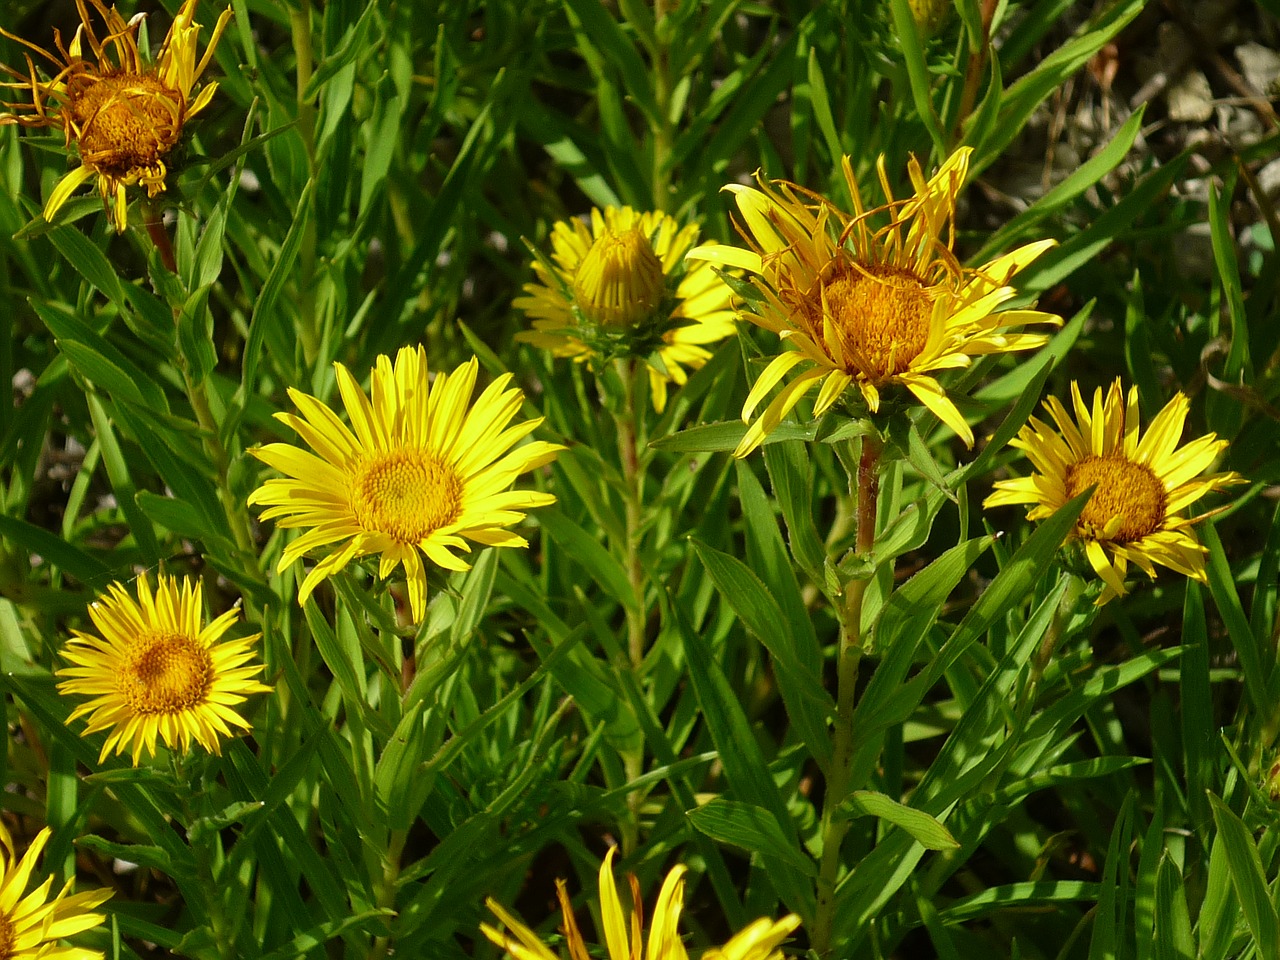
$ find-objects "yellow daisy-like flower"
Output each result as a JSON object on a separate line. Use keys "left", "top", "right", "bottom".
{"left": 57, "top": 574, "right": 271, "bottom": 765}
{"left": 248, "top": 346, "right": 563, "bottom": 622}
{"left": 0, "top": 0, "right": 232, "bottom": 232}
{"left": 984, "top": 379, "right": 1244, "bottom": 604}
{"left": 515, "top": 205, "right": 736, "bottom": 412}
{"left": 0, "top": 819, "right": 111, "bottom": 960}
{"left": 482, "top": 847, "right": 801, "bottom": 960}
{"left": 689, "top": 147, "right": 1058, "bottom": 457}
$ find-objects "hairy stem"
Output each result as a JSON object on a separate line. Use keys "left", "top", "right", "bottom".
{"left": 613, "top": 359, "right": 648, "bottom": 853}
{"left": 813, "top": 431, "right": 882, "bottom": 957}
{"left": 952, "top": 0, "right": 1000, "bottom": 142}
{"left": 366, "top": 829, "right": 407, "bottom": 960}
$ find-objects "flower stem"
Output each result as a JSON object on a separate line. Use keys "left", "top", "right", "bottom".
{"left": 143, "top": 203, "right": 177, "bottom": 273}
{"left": 813, "top": 430, "right": 882, "bottom": 957}
{"left": 952, "top": 0, "right": 999, "bottom": 142}
{"left": 1017, "top": 573, "right": 1086, "bottom": 721}
{"left": 613, "top": 358, "right": 648, "bottom": 853}
{"left": 290, "top": 0, "right": 320, "bottom": 364}
{"left": 366, "top": 829, "right": 407, "bottom": 960}
{"left": 650, "top": 1, "right": 674, "bottom": 210}
{"left": 184, "top": 370, "right": 260, "bottom": 562}
{"left": 143, "top": 201, "right": 261, "bottom": 569}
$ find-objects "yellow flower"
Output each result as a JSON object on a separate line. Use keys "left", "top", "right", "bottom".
{"left": 481, "top": 847, "right": 801, "bottom": 960}
{"left": 689, "top": 148, "right": 1058, "bottom": 457}
{"left": 984, "top": 379, "right": 1244, "bottom": 603}
{"left": 57, "top": 574, "right": 270, "bottom": 765}
{"left": 515, "top": 206, "right": 736, "bottom": 412}
{"left": 0, "top": 0, "right": 232, "bottom": 232}
{"left": 0, "top": 820, "right": 111, "bottom": 960}
{"left": 248, "top": 347, "right": 563, "bottom": 622}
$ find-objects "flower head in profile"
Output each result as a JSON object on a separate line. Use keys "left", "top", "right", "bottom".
{"left": 249, "top": 347, "right": 563, "bottom": 622}
{"left": 0, "top": 0, "right": 232, "bottom": 231}
{"left": 984, "top": 379, "right": 1243, "bottom": 603}
{"left": 57, "top": 574, "right": 270, "bottom": 765}
{"left": 689, "top": 148, "right": 1058, "bottom": 457}
{"left": 516, "top": 205, "right": 736, "bottom": 412}
{"left": 0, "top": 819, "right": 111, "bottom": 960}
{"left": 482, "top": 847, "right": 800, "bottom": 960}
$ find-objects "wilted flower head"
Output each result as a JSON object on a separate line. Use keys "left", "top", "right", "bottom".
{"left": 0, "top": 0, "right": 232, "bottom": 231}
{"left": 984, "top": 379, "right": 1243, "bottom": 603}
{"left": 249, "top": 347, "right": 563, "bottom": 622}
{"left": 0, "top": 819, "right": 111, "bottom": 960}
{"left": 689, "top": 148, "right": 1058, "bottom": 457}
{"left": 516, "top": 205, "right": 736, "bottom": 412}
{"left": 482, "top": 846, "right": 801, "bottom": 960}
{"left": 57, "top": 574, "right": 270, "bottom": 765}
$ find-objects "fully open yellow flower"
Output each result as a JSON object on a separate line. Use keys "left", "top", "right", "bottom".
{"left": 482, "top": 847, "right": 801, "bottom": 960}
{"left": 57, "top": 574, "right": 270, "bottom": 765}
{"left": 0, "top": 820, "right": 111, "bottom": 960}
{"left": 249, "top": 347, "right": 563, "bottom": 622}
{"left": 0, "top": 0, "right": 231, "bottom": 231}
{"left": 689, "top": 148, "right": 1058, "bottom": 457}
{"left": 515, "top": 206, "right": 736, "bottom": 412}
{"left": 984, "top": 379, "right": 1243, "bottom": 603}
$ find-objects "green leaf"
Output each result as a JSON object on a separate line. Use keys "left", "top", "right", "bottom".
{"left": 805, "top": 47, "right": 845, "bottom": 163}
{"left": 1153, "top": 854, "right": 1195, "bottom": 960}
{"left": 1017, "top": 153, "right": 1188, "bottom": 295}
{"left": 687, "top": 798, "right": 817, "bottom": 875}
{"left": 257, "top": 910, "right": 396, "bottom": 960}
{"left": 186, "top": 801, "right": 266, "bottom": 843}
{"left": 974, "top": 105, "right": 1146, "bottom": 256}
{"left": 1208, "top": 794, "right": 1280, "bottom": 949}
{"left": 888, "top": 0, "right": 947, "bottom": 157}
{"left": 561, "top": 0, "right": 660, "bottom": 126}
{"left": 1202, "top": 522, "right": 1269, "bottom": 716}
{"left": 761, "top": 441, "right": 826, "bottom": 582}
{"left": 692, "top": 538, "right": 834, "bottom": 768}
{"left": 374, "top": 700, "right": 433, "bottom": 829}
{"left": 975, "top": 0, "right": 1145, "bottom": 173}
{"left": 539, "top": 509, "right": 638, "bottom": 613}
{"left": 46, "top": 225, "right": 126, "bottom": 309}
{"left": 31, "top": 299, "right": 169, "bottom": 412}
{"left": 836, "top": 791, "right": 959, "bottom": 851}
{"left": 76, "top": 836, "right": 178, "bottom": 876}
{"left": 238, "top": 178, "right": 314, "bottom": 395}
{"left": 666, "top": 589, "right": 815, "bottom": 919}
{"left": 937, "top": 881, "right": 1100, "bottom": 922}
{"left": 0, "top": 514, "right": 114, "bottom": 588}
{"left": 1088, "top": 791, "right": 1135, "bottom": 960}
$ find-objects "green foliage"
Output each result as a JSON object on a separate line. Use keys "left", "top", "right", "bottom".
{"left": 1, "top": 0, "right": 1277, "bottom": 958}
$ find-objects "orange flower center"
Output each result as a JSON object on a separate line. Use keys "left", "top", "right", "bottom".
{"left": 1065, "top": 455, "right": 1168, "bottom": 542}
{"left": 67, "top": 72, "right": 183, "bottom": 175}
{"left": 572, "top": 227, "right": 666, "bottom": 327}
{"left": 0, "top": 910, "right": 14, "bottom": 959}
{"left": 120, "top": 633, "right": 213, "bottom": 716}
{"left": 817, "top": 262, "right": 934, "bottom": 380}
{"left": 353, "top": 450, "right": 463, "bottom": 544}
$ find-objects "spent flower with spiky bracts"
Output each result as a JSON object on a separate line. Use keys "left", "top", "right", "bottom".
{"left": 0, "top": 0, "right": 231, "bottom": 231}
{"left": 690, "top": 148, "right": 1058, "bottom": 457}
